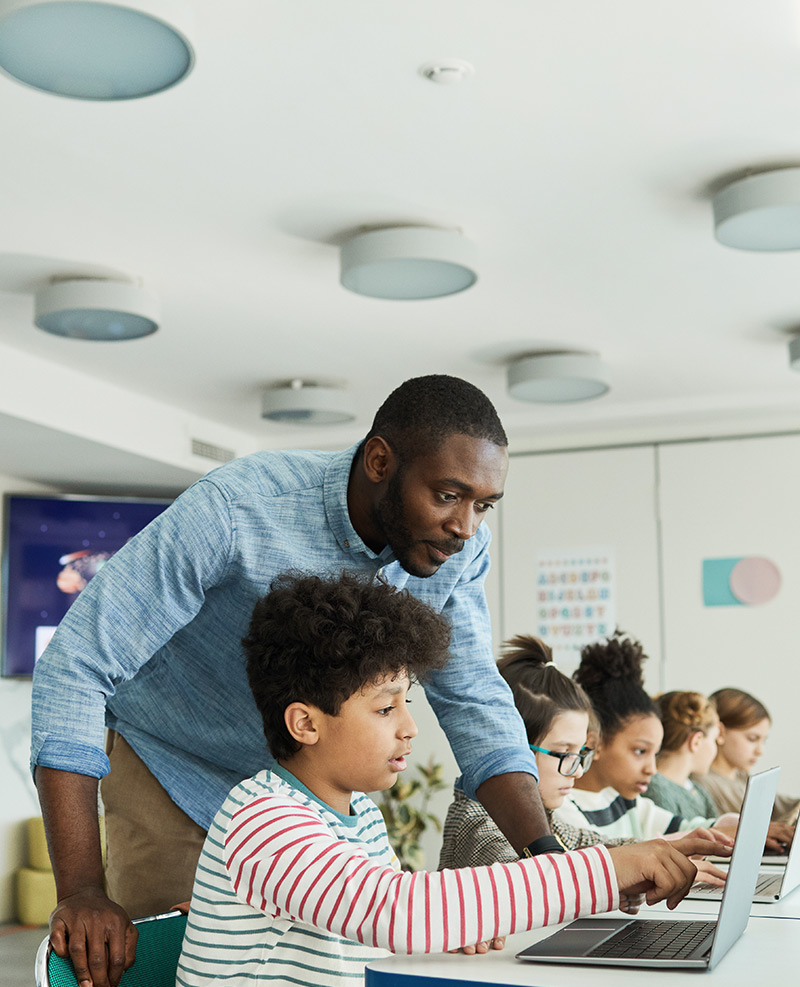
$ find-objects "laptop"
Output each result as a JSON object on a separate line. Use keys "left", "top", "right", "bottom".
{"left": 688, "top": 813, "right": 798, "bottom": 903}
{"left": 516, "top": 766, "right": 779, "bottom": 971}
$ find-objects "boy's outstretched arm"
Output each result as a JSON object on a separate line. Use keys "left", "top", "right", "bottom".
{"left": 608, "top": 837, "right": 733, "bottom": 910}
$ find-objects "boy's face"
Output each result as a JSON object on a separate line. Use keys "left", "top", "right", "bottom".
{"left": 296, "top": 671, "right": 418, "bottom": 814}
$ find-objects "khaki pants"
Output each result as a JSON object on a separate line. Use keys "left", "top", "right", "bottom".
{"left": 101, "top": 731, "right": 207, "bottom": 919}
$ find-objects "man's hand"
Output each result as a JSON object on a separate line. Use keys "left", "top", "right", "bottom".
{"left": 608, "top": 837, "right": 733, "bottom": 910}
{"left": 49, "top": 888, "right": 137, "bottom": 987}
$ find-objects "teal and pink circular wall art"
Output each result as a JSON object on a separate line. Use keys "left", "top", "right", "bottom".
{"left": 702, "top": 556, "right": 782, "bottom": 607}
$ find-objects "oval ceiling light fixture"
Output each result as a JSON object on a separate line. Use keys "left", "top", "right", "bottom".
{"left": 713, "top": 167, "right": 800, "bottom": 250}
{"left": 0, "top": 0, "right": 194, "bottom": 100}
{"left": 507, "top": 353, "right": 610, "bottom": 403}
{"left": 261, "top": 379, "right": 356, "bottom": 425}
{"left": 34, "top": 278, "right": 160, "bottom": 340}
{"left": 340, "top": 227, "right": 477, "bottom": 300}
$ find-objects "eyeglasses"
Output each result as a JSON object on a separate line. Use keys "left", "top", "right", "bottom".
{"left": 529, "top": 744, "right": 595, "bottom": 777}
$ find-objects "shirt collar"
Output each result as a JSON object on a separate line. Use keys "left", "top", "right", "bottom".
{"left": 271, "top": 763, "right": 359, "bottom": 825}
{"left": 324, "top": 442, "right": 393, "bottom": 561}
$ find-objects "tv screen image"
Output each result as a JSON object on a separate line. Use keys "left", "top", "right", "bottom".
{"left": 2, "top": 494, "right": 172, "bottom": 677}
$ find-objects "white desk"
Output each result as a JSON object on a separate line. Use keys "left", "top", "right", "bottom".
{"left": 647, "top": 886, "right": 800, "bottom": 921}
{"left": 365, "top": 914, "right": 798, "bottom": 985}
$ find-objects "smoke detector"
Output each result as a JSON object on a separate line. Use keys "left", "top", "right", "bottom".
{"left": 419, "top": 59, "right": 474, "bottom": 85}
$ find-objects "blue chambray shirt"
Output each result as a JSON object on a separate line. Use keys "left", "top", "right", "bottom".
{"left": 31, "top": 444, "right": 537, "bottom": 829}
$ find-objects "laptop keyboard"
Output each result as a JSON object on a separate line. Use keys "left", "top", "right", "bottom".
{"left": 693, "top": 871, "right": 779, "bottom": 897}
{"left": 589, "top": 920, "right": 716, "bottom": 960}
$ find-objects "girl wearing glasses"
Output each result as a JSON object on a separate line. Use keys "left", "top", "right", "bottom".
{"left": 438, "top": 634, "right": 639, "bottom": 873}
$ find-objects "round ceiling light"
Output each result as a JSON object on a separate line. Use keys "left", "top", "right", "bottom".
{"left": 713, "top": 168, "right": 800, "bottom": 250}
{"left": 0, "top": 0, "right": 194, "bottom": 100}
{"left": 261, "top": 381, "right": 356, "bottom": 425}
{"left": 34, "top": 279, "right": 159, "bottom": 340}
{"left": 340, "top": 227, "right": 477, "bottom": 300}
{"left": 507, "top": 353, "right": 610, "bottom": 403}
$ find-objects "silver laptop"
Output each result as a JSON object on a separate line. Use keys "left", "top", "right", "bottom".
{"left": 516, "top": 766, "right": 779, "bottom": 970}
{"left": 688, "top": 812, "right": 798, "bottom": 903}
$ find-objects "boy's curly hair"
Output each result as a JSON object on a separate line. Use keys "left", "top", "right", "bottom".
{"left": 242, "top": 571, "right": 452, "bottom": 759}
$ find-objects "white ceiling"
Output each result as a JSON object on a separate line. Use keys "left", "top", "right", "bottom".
{"left": 4, "top": 0, "right": 800, "bottom": 481}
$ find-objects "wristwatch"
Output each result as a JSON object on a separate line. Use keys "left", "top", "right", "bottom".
{"left": 521, "top": 835, "right": 566, "bottom": 857}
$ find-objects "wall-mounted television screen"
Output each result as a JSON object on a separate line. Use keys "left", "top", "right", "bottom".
{"left": 2, "top": 493, "right": 172, "bottom": 677}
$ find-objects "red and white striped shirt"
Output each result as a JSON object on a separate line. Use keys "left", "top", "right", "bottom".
{"left": 177, "top": 766, "right": 618, "bottom": 987}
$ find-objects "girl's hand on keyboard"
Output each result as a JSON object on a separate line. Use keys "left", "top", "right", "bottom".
{"left": 693, "top": 859, "right": 727, "bottom": 887}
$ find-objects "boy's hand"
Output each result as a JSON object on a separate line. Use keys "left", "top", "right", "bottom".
{"left": 450, "top": 937, "right": 506, "bottom": 955}
{"left": 618, "top": 891, "right": 646, "bottom": 914}
{"left": 608, "top": 837, "right": 732, "bottom": 909}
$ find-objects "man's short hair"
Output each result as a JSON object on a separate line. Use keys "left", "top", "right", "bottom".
{"left": 242, "top": 571, "right": 452, "bottom": 760}
{"left": 365, "top": 374, "right": 508, "bottom": 464}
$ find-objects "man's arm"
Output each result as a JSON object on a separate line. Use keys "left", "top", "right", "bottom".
{"left": 32, "top": 480, "right": 235, "bottom": 985}
{"left": 475, "top": 771, "right": 550, "bottom": 853}
{"left": 421, "top": 529, "right": 550, "bottom": 848}
{"left": 36, "top": 768, "right": 136, "bottom": 987}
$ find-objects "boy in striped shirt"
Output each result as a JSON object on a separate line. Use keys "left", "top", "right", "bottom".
{"left": 176, "top": 572, "right": 729, "bottom": 987}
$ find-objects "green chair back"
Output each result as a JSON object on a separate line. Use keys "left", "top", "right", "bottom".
{"left": 44, "top": 911, "right": 188, "bottom": 987}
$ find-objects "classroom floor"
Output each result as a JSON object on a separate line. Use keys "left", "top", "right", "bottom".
{"left": 0, "top": 924, "right": 47, "bottom": 986}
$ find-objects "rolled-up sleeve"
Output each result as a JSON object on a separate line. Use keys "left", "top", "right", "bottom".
{"left": 421, "top": 529, "right": 538, "bottom": 800}
{"left": 30, "top": 479, "right": 235, "bottom": 779}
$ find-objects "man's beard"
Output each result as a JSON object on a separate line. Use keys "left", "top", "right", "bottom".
{"left": 373, "top": 470, "right": 463, "bottom": 578}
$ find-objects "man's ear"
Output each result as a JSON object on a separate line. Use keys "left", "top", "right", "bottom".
{"left": 361, "top": 436, "right": 397, "bottom": 485}
{"left": 284, "top": 703, "right": 320, "bottom": 747}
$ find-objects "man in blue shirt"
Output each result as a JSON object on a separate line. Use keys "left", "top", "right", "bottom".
{"left": 32, "top": 375, "right": 549, "bottom": 987}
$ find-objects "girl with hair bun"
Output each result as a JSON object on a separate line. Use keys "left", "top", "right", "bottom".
{"left": 643, "top": 692, "right": 721, "bottom": 820}
{"left": 557, "top": 632, "right": 727, "bottom": 845}
{"left": 699, "top": 688, "right": 799, "bottom": 828}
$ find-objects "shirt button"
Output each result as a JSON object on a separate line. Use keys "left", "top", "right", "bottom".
{"left": 344, "top": 540, "right": 349, "bottom": 548}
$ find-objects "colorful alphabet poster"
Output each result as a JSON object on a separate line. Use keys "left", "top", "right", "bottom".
{"left": 534, "top": 547, "right": 616, "bottom": 670}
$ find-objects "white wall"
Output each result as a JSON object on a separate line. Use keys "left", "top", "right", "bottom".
{"left": 0, "top": 472, "right": 57, "bottom": 922}
{"left": 497, "top": 434, "right": 800, "bottom": 802}
{"left": 659, "top": 435, "right": 800, "bottom": 794}
{"left": 498, "top": 445, "right": 663, "bottom": 688}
